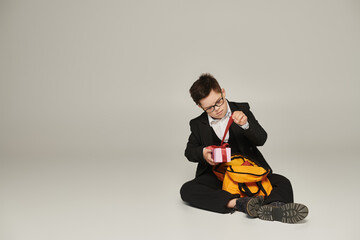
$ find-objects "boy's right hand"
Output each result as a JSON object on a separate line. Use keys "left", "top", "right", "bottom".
{"left": 203, "top": 147, "right": 216, "bottom": 166}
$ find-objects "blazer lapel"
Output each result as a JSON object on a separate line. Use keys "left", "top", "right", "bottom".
{"left": 228, "top": 101, "right": 239, "bottom": 113}
{"left": 198, "top": 112, "right": 215, "bottom": 146}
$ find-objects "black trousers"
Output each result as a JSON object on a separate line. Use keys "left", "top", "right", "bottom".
{"left": 180, "top": 169, "right": 294, "bottom": 214}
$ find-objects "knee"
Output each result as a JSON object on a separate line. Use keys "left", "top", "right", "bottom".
{"left": 180, "top": 181, "right": 192, "bottom": 202}
{"left": 282, "top": 176, "right": 293, "bottom": 191}
{"left": 280, "top": 174, "right": 292, "bottom": 185}
{"left": 270, "top": 173, "right": 292, "bottom": 188}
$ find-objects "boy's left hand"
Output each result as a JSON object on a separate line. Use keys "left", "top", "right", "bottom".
{"left": 232, "top": 111, "right": 248, "bottom": 126}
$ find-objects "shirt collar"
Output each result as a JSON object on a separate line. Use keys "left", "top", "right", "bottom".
{"left": 207, "top": 101, "right": 232, "bottom": 125}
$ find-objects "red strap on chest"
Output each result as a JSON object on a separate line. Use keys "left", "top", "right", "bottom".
{"left": 220, "top": 114, "right": 234, "bottom": 145}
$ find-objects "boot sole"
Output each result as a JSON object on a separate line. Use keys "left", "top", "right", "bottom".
{"left": 258, "top": 203, "right": 309, "bottom": 223}
{"left": 247, "top": 196, "right": 264, "bottom": 218}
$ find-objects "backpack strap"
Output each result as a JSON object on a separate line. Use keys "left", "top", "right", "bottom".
{"left": 238, "top": 181, "right": 269, "bottom": 198}
{"left": 238, "top": 182, "right": 261, "bottom": 197}
{"left": 256, "top": 181, "right": 269, "bottom": 197}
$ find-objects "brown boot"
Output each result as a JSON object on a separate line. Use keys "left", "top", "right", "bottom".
{"left": 235, "top": 196, "right": 264, "bottom": 217}
{"left": 257, "top": 202, "right": 309, "bottom": 223}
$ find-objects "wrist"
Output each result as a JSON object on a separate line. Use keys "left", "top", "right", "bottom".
{"left": 237, "top": 121, "right": 249, "bottom": 130}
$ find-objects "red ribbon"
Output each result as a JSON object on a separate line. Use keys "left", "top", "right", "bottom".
{"left": 220, "top": 115, "right": 234, "bottom": 146}
{"left": 207, "top": 114, "right": 234, "bottom": 162}
{"left": 220, "top": 144, "right": 229, "bottom": 163}
{"left": 207, "top": 144, "right": 229, "bottom": 163}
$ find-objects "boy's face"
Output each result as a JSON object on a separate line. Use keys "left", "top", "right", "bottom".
{"left": 198, "top": 89, "right": 227, "bottom": 119}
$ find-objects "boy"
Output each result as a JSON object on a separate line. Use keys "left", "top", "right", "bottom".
{"left": 180, "top": 73, "right": 308, "bottom": 223}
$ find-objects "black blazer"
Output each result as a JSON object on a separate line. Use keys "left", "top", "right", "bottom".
{"left": 184, "top": 101, "right": 272, "bottom": 177}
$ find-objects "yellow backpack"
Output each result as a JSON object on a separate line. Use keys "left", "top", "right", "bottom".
{"left": 213, "top": 155, "right": 273, "bottom": 198}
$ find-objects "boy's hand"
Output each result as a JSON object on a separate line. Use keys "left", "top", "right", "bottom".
{"left": 203, "top": 148, "right": 216, "bottom": 166}
{"left": 232, "top": 111, "right": 248, "bottom": 126}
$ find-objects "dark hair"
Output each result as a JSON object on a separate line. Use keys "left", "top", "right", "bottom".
{"left": 189, "top": 73, "right": 222, "bottom": 105}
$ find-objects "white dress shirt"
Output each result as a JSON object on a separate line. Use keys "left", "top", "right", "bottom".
{"left": 207, "top": 101, "right": 249, "bottom": 142}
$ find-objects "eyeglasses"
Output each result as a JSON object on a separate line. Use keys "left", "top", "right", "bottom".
{"left": 202, "top": 95, "right": 225, "bottom": 113}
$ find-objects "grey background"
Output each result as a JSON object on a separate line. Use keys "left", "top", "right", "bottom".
{"left": 1, "top": 0, "right": 359, "bottom": 239}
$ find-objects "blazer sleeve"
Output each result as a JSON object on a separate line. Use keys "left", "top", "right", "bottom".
{"left": 238, "top": 103, "right": 268, "bottom": 146}
{"left": 184, "top": 119, "right": 206, "bottom": 164}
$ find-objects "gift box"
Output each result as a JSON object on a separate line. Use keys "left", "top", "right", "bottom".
{"left": 212, "top": 146, "right": 231, "bottom": 163}
{"left": 207, "top": 115, "right": 234, "bottom": 163}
